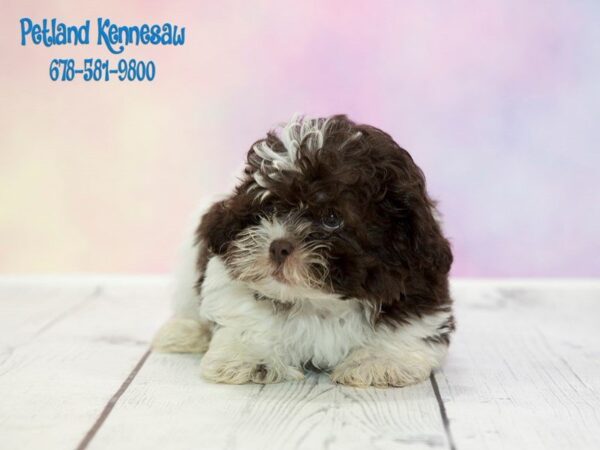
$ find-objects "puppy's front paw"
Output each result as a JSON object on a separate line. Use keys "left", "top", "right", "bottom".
{"left": 250, "top": 363, "right": 304, "bottom": 384}
{"left": 331, "top": 354, "right": 431, "bottom": 388}
{"left": 152, "top": 318, "right": 212, "bottom": 353}
{"left": 201, "top": 358, "right": 304, "bottom": 385}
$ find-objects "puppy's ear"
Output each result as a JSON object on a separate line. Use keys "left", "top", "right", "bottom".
{"left": 403, "top": 189, "right": 453, "bottom": 275}
{"left": 196, "top": 198, "right": 248, "bottom": 255}
{"left": 381, "top": 153, "right": 453, "bottom": 276}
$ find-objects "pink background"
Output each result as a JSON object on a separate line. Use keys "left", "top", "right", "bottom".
{"left": 1, "top": 1, "right": 599, "bottom": 276}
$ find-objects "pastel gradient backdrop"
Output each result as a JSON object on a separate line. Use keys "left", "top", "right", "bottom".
{"left": 1, "top": 1, "right": 599, "bottom": 276}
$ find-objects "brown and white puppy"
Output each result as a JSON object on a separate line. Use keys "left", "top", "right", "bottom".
{"left": 153, "top": 115, "right": 454, "bottom": 388}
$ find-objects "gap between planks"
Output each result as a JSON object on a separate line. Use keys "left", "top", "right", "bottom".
{"left": 0, "top": 278, "right": 170, "bottom": 450}
{"left": 431, "top": 372, "right": 456, "bottom": 450}
{"left": 75, "top": 349, "right": 152, "bottom": 450}
{"left": 74, "top": 352, "right": 455, "bottom": 450}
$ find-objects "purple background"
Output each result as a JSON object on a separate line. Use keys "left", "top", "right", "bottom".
{"left": 1, "top": 1, "right": 599, "bottom": 276}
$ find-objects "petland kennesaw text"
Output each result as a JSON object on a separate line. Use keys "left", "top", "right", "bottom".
{"left": 20, "top": 18, "right": 185, "bottom": 55}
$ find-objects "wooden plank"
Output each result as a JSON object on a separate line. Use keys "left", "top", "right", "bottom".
{"left": 0, "top": 277, "right": 99, "bottom": 355}
{"left": 5, "top": 278, "right": 596, "bottom": 450}
{"left": 89, "top": 354, "right": 449, "bottom": 450}
{"left": 435, "top": 280, "right": 600, "bottom": 450}
{"left": 0, "top": 277, "right": 169, "bottom": 450}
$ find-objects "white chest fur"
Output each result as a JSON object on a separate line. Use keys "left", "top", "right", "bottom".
{"left": 199, "top": 256, "right": 373, "bottom": 369}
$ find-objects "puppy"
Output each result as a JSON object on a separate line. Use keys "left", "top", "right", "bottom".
{"left": 153, "top": 115, "right": 454, "bottom": 388}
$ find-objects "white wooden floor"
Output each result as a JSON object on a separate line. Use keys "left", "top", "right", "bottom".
{"left": 0, "top": 277, "right": 599, "bottom": 450}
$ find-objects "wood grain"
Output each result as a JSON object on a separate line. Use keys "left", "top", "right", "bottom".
{"left": 1, "top": 278, "right": 599, "bottom": 450}
{"left": 436, "top": 280, "right": 600, "bottom": 450}
{"left": 89, "top": 354, "right": 449, "bottom": 450}
{"left": 0, "top": 277, "right": 169, "bottom": 450}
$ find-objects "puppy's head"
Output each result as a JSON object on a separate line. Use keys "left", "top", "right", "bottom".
{"left": 197, "top": 115, "right": 451, "bottom": 315}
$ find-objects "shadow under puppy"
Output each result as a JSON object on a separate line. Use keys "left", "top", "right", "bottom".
{"left": 153, "top": 115, "right": 454, "bottom": 388}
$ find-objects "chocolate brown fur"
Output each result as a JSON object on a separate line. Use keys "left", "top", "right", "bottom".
{"left": 196, "top": 115, "right": 453, "bottom": 329}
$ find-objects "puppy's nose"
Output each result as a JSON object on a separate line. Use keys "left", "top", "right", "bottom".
{"left": 269, "top": 239, "right": 294, "bottom": 265}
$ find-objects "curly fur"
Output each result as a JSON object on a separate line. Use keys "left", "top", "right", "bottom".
{"left": 153, "top": 115, "right": 454, "bottom": 388}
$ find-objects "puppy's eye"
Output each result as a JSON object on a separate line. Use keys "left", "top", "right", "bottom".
{"left": 321, "top": 210, "right": 343, "bottom": 231}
